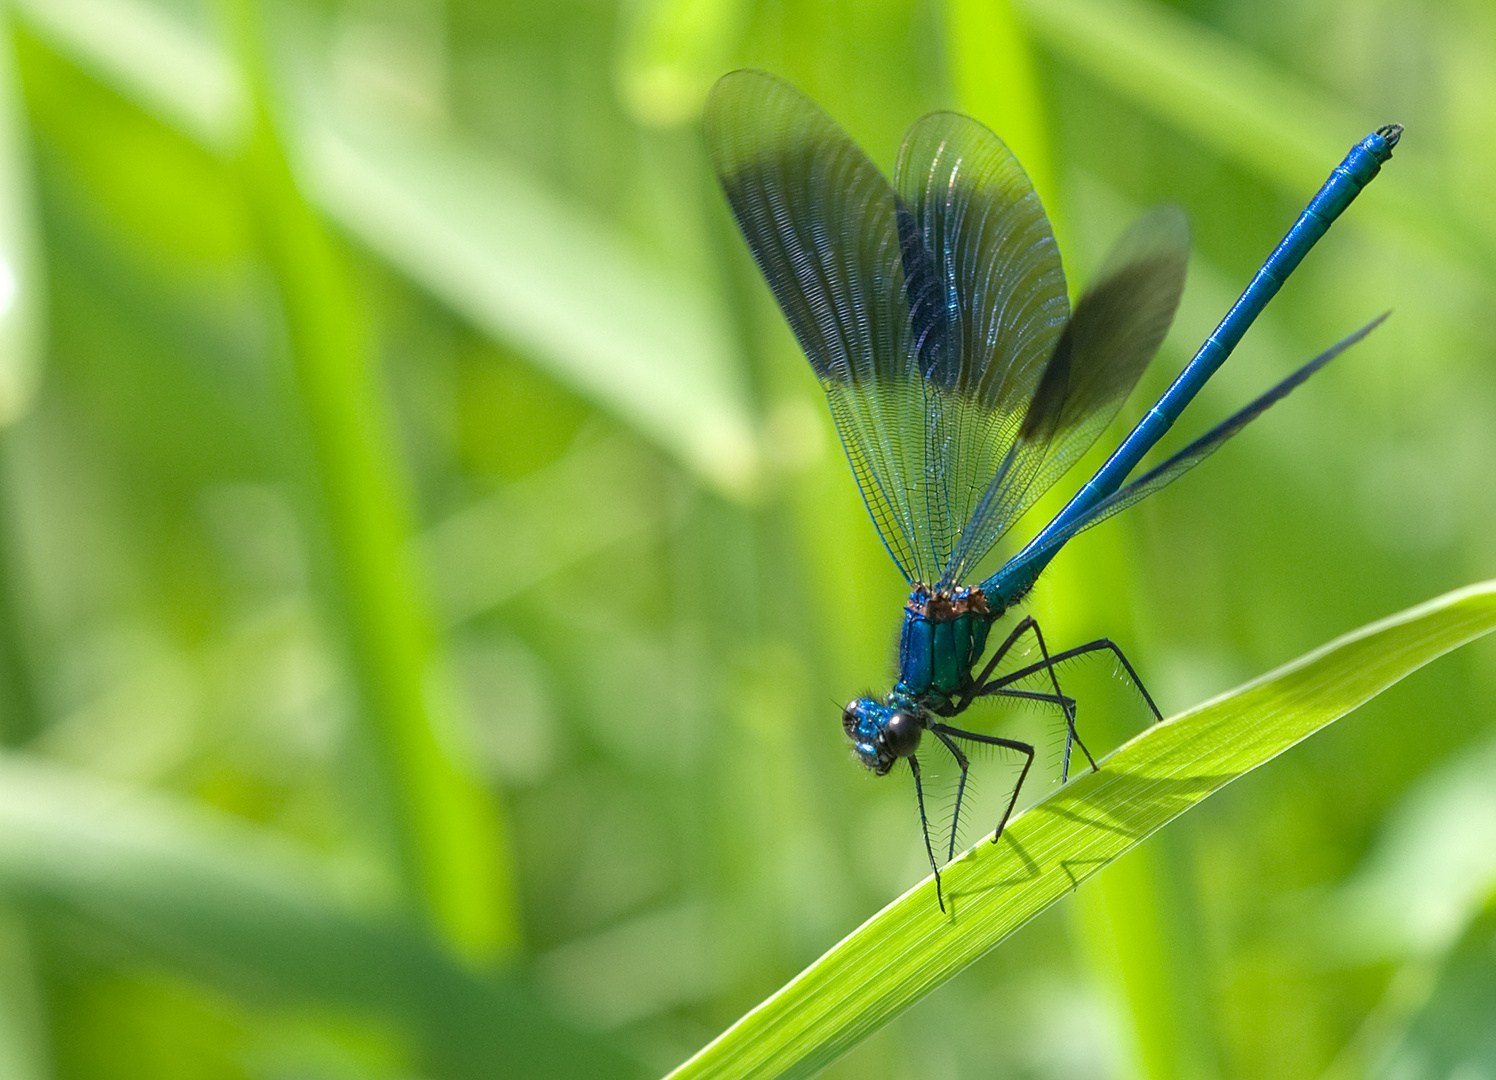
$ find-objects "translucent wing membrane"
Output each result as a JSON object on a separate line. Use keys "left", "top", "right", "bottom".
{"left": 705, "top": 70, "right": 1187, "bottom": 587}
{"left": 705, "top": 71, "right": 927, "bottom": 578}
{"left": 935, "top": 204, "right": 1189, "bottom": 586}
{"left": 1019, "top": 207, "right": 1189, "bottom": 500}
{"left": 891, "top": 112, "right": 1069, "bottom": 583}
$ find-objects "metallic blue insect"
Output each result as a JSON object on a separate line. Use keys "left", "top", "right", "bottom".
{"left": 704, "top": 69, "right": 1398, "bottom": 909}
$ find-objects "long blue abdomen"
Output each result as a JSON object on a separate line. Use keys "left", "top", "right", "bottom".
{"left": 988, "top": 125, "right": 1401, "bottom": 603}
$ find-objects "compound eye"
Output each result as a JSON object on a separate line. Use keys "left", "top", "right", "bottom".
{"left": 881, "top": 712, "right": 923, "bottom": 759}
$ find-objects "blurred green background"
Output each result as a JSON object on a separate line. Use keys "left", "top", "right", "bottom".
{"left": 0, "top": 0, "right": 1490, "bottom": 1077}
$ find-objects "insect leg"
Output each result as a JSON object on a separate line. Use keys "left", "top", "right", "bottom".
{"left": 982, "top": 687, "right": 1077, "bottom": 714}
{"left": 929, "top": 727, "right": 972, "bottom": 862}
{"left": 960, "top": 616, "right": 1089, "bottom": 778}
{"left": 931, "top": 723, "right": 1035, "bottom": 846}
{"left": 908, "top": 755, "right": 945, "bottom": 912}
{"left": 960, "top": 615, "right": 1043, "bottom": 699}
{"left": 977, "top": 636, "right": 1164, "bottom": 757}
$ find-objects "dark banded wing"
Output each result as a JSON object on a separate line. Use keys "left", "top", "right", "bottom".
{"left": 705, "top": 70, "right": 1188, "bottom": 587}
{"left": 1016, "top": 205, "right": 1190, "bottom": 508}
{"left": 903, "top": 156, "right": 1189, "bottom": 588}
{"left": 705, "top": 70, "right": 928, "bottom": 580}
{"left": 889, "top": 111, "right": 1071, "bottom": 584}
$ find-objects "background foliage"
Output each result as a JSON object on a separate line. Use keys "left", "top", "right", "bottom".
{"left": 0, "top": 0, "right": 1489, "bottom": 1078}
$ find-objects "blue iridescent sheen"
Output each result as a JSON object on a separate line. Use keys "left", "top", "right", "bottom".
{"left": 705, "top": 69, "right": 1398, "bottom": 909}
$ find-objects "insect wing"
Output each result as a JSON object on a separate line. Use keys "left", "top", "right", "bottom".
{"left": 921, "top": 191, "right": 1188, "bottom": 586}
{"left": 707, "top": 73, "right": 1188, "bottom": 589}
{"left": 891, "top": 111, "right": 1071, "bottom": 585}
{"left": 705, "top": 70, "right": 928, "bottom": 580}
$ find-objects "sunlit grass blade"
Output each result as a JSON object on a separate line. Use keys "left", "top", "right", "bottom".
{"left": 1014, "top": 0, "right": 1358, "bottom": 191}
{"left": 666, "top": 580, "right": 1496, "bottom": 1080}
{"left": 944, "top": 0, "right": 1055, "bottom": 210}
{"left": 11, "top": 0, "right": 243, "bottom": 149}
{"left": 1326, "top": 899, "right": 1496, "bottom": 1080}
{"left": 0, "top": 10, "right": 44, "bottom": 428}
{"left": 296, "top": 110, "right": 758, "bottom": 497}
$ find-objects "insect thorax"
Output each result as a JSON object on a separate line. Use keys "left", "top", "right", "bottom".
{"left": 896, "top": 584, "right": 997, "bottom": 703}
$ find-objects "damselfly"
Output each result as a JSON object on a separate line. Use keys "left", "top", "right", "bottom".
{"left": 704, "top": 69, "right": 1397, "bottom": 909}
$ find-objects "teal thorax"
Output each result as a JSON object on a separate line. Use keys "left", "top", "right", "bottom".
{"left": 895, "top": 584, "right": 997, "bottom": 708}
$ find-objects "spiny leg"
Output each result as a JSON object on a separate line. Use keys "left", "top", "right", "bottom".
{"left": 976, "top": 636, "right": 1163, "bottom": 777}
{"left": 908, "top": 756, "right": 945, "bottom": 912}
{"left": 930, "top": 728, "right": 971, "bottom": 862}
{"left": 932, "top": 685, "right": 1075, "bottom": 860}
{"left": 933, "top": 685, "right": 1075, "bottom": 860}
{"left": 981, "top": 687, "right": 1077, "bottom": 714}
{"left": 958, "top": 616, "right": 1090, "bottom": 779}
{"left": 959, "top": 615, "right": 1048, "bottom": 703}
{"left": 931, "top": 723, "right": 1035, "bottom": 846}
{"left": 1014, "top": 620, "right": 1089, "bottom": 780}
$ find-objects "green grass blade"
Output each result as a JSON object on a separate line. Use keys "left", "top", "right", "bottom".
{"left": 221, "top": 0, "right": 515, "bottom": 960}
{"left": 945, "top": 0, "right": 1055, "bottom": 211}
{"left": 1014, "top": 0, "right": 1359, "bottom": 192}
{"left": 13, "top": 0, "right": 243, "bottom": 149}
{"left": 0, "top": 755, "right": 643, "bottom": 1080}
{"left": 293, "top": 110, "right": 758, "bottom": 496}
{"left": 665, "top": 580, "right": 1496, "bottom": 1080}
{"left": 0, "top": 913, "right": 45, "bottom": 1080}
